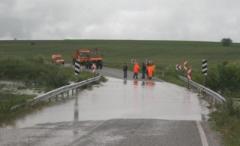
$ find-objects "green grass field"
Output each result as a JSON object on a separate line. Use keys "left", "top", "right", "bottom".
{"left": 1, "top": 40, "right": 240, "bottom": 71}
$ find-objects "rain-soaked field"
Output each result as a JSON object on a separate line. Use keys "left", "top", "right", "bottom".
{"left": 0, "top": 40, "right": 240, "bottom": 69}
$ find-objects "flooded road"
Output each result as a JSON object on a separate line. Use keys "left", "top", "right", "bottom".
{"left": 0, "top": 76, "right": 221, "bottom": 146}
{"left": 10, "top": 77, "right": 201, "bottom": 128}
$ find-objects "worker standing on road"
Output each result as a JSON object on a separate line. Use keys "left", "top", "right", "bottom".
{"left": 123, "top": 63, "right": 128, "bottom": 80}
{"left": 86, "top": 61, "right": 91, "bottom": 69}
{"left": 133, "top": 61, "right": 140, "bottom": 79}
{"left": 147, "top": 63, "right": 154, "bottom": 80}
{"left": 91, "top": 63, "right": 97, "bottom": 75}
{"left": 141, "top": 62, "right": 146, "bottom": 79}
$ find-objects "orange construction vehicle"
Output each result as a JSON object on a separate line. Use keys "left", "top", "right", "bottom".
{"left": 52, "top": 54, "right": 65, "bottom": 64}
{"left": 72, "top": 48, "right": 103, "bottom": 69}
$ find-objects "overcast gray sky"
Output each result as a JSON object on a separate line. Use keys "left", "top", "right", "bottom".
{"left": 0, "top": 0, "right": 239, "bottom": 41}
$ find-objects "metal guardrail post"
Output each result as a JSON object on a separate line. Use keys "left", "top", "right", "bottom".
{"left": 179, "top": 76, "right": 226, "bottom": 104}
{"left": 25, "top": 75, "right": 102, "bottom": 107}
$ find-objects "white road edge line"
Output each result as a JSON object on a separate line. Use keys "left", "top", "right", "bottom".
{"left": 196, "top": 121, "right": 209, "bottom": 146}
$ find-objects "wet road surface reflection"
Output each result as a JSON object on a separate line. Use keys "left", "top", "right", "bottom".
{"left": 9, "top": 77, "right": 201, "bottom": 128}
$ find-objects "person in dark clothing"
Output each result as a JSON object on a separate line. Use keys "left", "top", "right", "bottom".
{"left": 141, "top": 62, "right": 146, "bottom": 79}
{"left": 123, "top": 63, "right": 128, "bottom": 80}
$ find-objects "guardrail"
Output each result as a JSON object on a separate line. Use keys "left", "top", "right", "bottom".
{"left": 11, "top": 75, "right": 102, "bottom": 110}
{"left": 30, "top": 75, "right": 102, "bottom": 105}
{"left": 179, "top": 76, "right": 226, "bottom": 104}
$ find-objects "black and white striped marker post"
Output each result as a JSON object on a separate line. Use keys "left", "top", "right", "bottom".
{"left": 202, "top": 59, "right": 208, "bottom": 85}
{"left": 75, "top": 61, "right": 81, "bottom": 75}
{"left": 202, "top": 59, "right": 208, "bottom": 76}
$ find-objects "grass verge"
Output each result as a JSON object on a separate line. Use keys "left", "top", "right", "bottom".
{"left": 210, "top": 100, "right": 240, "bottom": 146}
{"left": 0, "top": 57, "right": 94, "bottom": 91}
{"left": 0, "top": 92, "right": 46, "bottom": 126}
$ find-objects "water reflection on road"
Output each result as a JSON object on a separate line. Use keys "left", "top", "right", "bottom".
{"left": 9, "top": 77, "right": 201, "bottom": 128}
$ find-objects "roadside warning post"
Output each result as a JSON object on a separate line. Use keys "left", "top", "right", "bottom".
{"left": 75, "top": 61, "right": 80, "bottom": 75}
{"left": 202, "top": 59, "right": 208, "bottom": 85}
{"left": 176, "top": 60, "right": 192, "bottom": 89}
{"left": 187, "top": 68, "right": 192, "bottom": 89}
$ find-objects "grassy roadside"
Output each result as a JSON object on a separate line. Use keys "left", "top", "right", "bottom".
{"left": 0, "top": 92, "right": 35, "bottom": 125}
{"left": 0, "top": 57, "right": 94, "bottom": 91}
{"left": 193, "top": 62, "right": 240, "bottom": 146}
{"left": 210, "top": 100, "right": 240, "bottom": 146}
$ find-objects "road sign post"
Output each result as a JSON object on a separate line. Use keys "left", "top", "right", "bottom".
{"left": 202, "top": 59, "right": 208, "bottom": 86}
{"left": 75, "top": 61, "right": 80, "bottom": 75}
{"left": 187, "top": 68, "right": 192, "bottom": 89}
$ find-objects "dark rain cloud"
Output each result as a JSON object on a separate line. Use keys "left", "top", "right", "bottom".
{"left": 0, "top": 0, "right": 239, "bottom": 41}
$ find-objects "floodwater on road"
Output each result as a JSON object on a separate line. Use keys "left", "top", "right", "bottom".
{"left": 7, "top": 77, "right": 202, "bottom": 128}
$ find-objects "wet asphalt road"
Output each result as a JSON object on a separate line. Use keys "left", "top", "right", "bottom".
{"left": 0, "top": 67, "right": 222, "bottom": 146}
{"left": 0, "top": 120, "right": 202, "bottom": 146}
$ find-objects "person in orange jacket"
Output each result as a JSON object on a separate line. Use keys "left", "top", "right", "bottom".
{"left": 133, "top": 62, "right": 140, "bottom": 79}
{"left": 147, "top": 63, "right": 154, "bottom": 80}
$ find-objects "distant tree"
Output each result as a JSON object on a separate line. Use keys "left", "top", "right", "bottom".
{"left": 30, "top": 42, "right": 36, "bottom": 46}
{"left": 221, "top": 38, "right": 232, "bottom": 47}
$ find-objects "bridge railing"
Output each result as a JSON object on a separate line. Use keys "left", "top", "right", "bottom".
{"left": 30, "top": 75, "right": 102, "bottom": 105}
{"left": 179, "top": 76, "right": 226, "bottom": 104}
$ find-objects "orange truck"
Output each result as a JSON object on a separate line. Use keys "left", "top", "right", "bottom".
{"left": 72, "top": 48, "right": 103, "bottom": 69}
{"left": 51, "top": 54, "right": 65, "bottom": 64}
